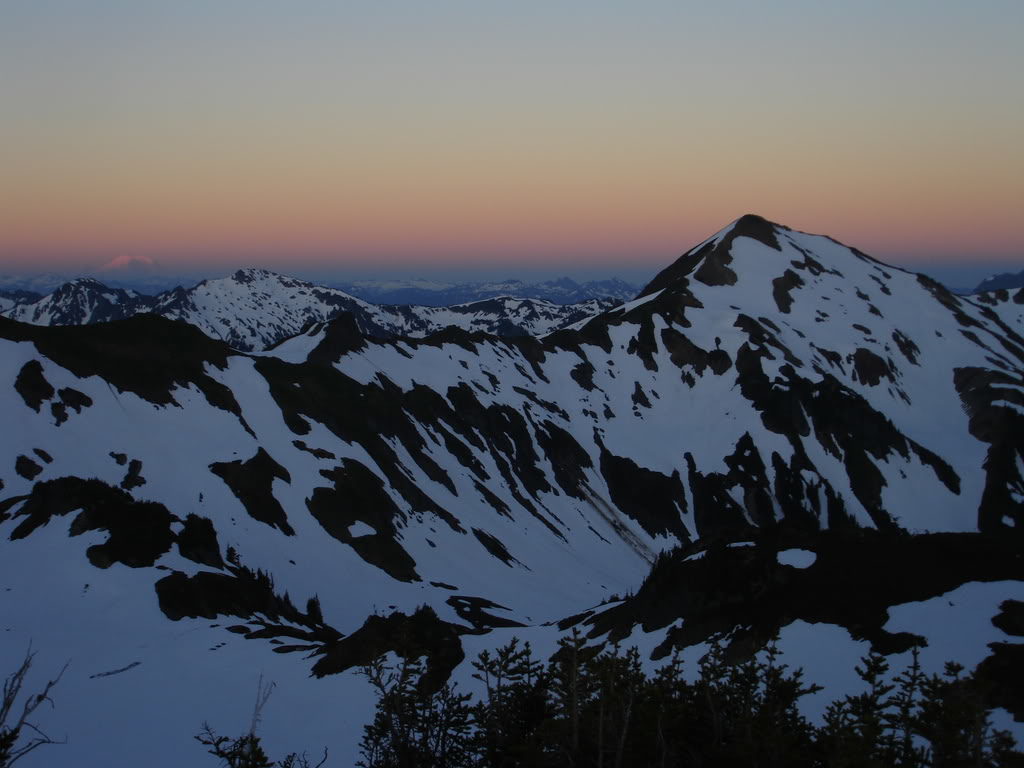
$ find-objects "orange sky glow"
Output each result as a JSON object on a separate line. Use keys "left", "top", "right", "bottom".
{"left": 2, "top": 2, "right": 1021, "bottom": 275}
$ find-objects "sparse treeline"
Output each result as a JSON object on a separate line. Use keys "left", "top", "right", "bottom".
{"left": 3, "top": 636, "right": 1020, "bottom": 767}
{"left": 355, "top": 632, "right": 1022, "bottom": 768}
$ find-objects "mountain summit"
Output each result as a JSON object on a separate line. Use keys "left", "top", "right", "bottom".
{"left": 639, "top": 213, "right": 784, "bottom": 295}
{"left": 1, "top": 217, "right": 1022, "bottom": 765}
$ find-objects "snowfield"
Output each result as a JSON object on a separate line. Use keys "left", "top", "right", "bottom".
{"left": 1, "top": 215, "right": 1022, "bottom": 765}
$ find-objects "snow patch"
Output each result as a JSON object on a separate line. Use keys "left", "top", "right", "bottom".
{"left": 347, "top": 521, "right": 376, "bottom": 538}
{"left": 776, "top": 548, "right": 816, "bottom": 568}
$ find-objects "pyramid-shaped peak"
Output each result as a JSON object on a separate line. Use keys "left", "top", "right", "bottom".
{"left": 636, "top": 214, "right": 788, "bottom": 298}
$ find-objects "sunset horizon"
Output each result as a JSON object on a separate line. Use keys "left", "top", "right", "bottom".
{"left": 3, "top": 2, "right": 1021, "bottom": 283}
{"left": 4, "top": 4, "right": 1024, "bottom": 762}
{"left": 1, "top": 210, "right": 1018, "bottom": 296}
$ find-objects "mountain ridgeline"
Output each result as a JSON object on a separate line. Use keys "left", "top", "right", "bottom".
{"left": 0, "top": 270, "right": 623, "bottom": 351}
{"left": 1, "top": 215, "right": 1023, "bottom": 766}
{"left": 333, "top": 275, "right": 640, "bottom": 306}
{"left": 975, "top": 269, "right": 1024, "bottom": 295}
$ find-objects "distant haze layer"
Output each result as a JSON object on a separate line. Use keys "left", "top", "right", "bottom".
{"left": 1, "top": 1, "right": 1022, "bottom": 271}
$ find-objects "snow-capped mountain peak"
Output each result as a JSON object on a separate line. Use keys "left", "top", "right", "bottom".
{"left": 2, "top": 216, "right": 1022, "bottom": 765}
{"left": 0, "top": 269, "right": 622, "bottom": 351}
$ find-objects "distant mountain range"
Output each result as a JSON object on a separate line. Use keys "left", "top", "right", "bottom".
{"left": 2, "top": 215, "right": 1023, "bottom": 766}
{"left": 0, "top": 270, "right": 622, "bottom": 351}
{"left": 331, "top": 276, "right": 639, "bottom": 306}
{"left": 0, "top": 273, "right": 639, "bottom": 304}
{"left": 975, "top": 268, "right": 1024, "bottom": 294}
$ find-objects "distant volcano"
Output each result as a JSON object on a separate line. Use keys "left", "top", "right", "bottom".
{"left": 98, "top": 254, "right": 161, "bottom": 274}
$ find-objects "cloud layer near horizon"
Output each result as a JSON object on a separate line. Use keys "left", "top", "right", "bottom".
{"left": 2, "top": 1, "right": 1022, "bottom": 271}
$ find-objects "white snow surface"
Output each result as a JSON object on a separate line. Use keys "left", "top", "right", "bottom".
{"left": 2, "top": 217, "right": 1023, "bottom": 765}
{"left": 968, "top": 290, "right": 1024, "bottom": 333}
{"left": 776, "top": 548, "right": 816, "bottom": 568}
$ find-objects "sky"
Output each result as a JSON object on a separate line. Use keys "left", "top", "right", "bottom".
{"left": 1, "top": 0, "right": 1022, "bottom": 282}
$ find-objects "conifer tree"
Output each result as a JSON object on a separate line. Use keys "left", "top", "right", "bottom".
{"left": 358, "top": 654, "right": 473, "bottom": 768}
{"left": 471, "top": 638, "right": 550, "bottom": 766}
{"left": 353, "top": 634, "right": 1023, "bottom": 768}
{"left": 197, "top": 676, "right": 326, "bottom": 768}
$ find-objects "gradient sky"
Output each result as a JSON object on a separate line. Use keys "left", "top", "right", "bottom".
{"left": 2, "top": 0, "right": 1022, "bottom": 277}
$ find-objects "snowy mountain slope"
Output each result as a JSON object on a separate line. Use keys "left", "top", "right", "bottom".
{"left": 0, "top": 288, "right": 41, "bottom": 314}
{"left": 335, "top": 276, "right": 639, "bottom": 306}
{"left": 348, "top": 295, "right": 619, "bottom": 340}
{"left": 273, "top": 214, "right": 1024, "bottom": 535}
{"left": 0, "top": 269, "right": 620, "bottom": 351}
{"left": 0, "top": 279, "right": 153, "bottom": 325}
{"left": 148, "top": 269, "right": 378, "bottom": 350}
{"left": 1, "top": 215, "right": 1023, "bottom": 765}
{"left": 970, "top": 285, "right": 1024, "bottom": 333}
